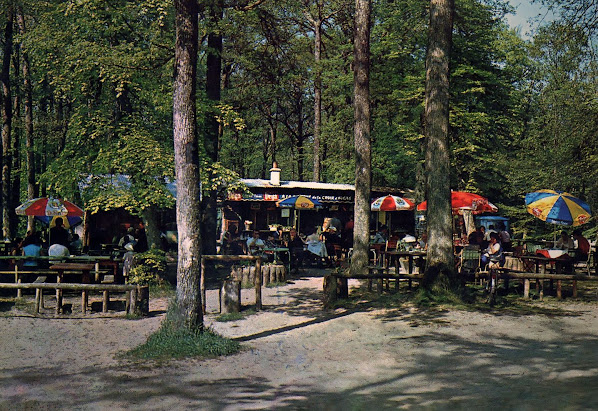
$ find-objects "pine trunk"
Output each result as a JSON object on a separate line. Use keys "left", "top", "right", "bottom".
{"left": 423, "top": 0, "right": 455, "bottom": 288}
{"left": 174, "top": 0, "right": 203, "bottom": 329}
{"left": 1, "top": 7, "right": 14, "bottom": 241}
{"left": 351, "top": 0, "right": 371, "bottom": 276}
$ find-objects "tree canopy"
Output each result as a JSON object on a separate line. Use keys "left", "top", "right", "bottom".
{"left": 0, "top": 0, "right": 596, "bottom": 240}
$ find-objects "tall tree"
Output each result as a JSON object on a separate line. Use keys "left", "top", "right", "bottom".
{"left": 351, "top": 0, "right": 371, "bottom": 275}
{"left": 16, "top": 6, "right": 36, "bottom": 232}
{"left": 423, "top": 0, "right": 455, "bottom": 289}
{"left": 202, "top": 0, "right": 224, "bottom": 258}
{"left": 1, "top": 5, "right": 14, "bottom": 240}
{"left": 174, "top": 0, "right": 202, "bottom": 329}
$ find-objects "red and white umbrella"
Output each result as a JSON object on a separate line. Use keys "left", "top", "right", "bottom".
{"left": 371, "top": 195, "right": 415, "bottom": 212}
{"left": 416, "top": 191, "right": 497, "bottom": 215}
{"left": 15, "top": 197, "right": 84, "bottom": 227}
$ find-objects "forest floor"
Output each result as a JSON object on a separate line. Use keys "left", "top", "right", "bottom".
{"left": 2, "top": 267, "right": 598, "bottom": 410}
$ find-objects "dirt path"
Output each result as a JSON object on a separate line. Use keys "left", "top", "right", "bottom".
{"left": 2, "top": 273, "right": 598, "bottom": 410}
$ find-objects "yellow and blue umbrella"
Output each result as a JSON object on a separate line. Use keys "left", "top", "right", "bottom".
{"left": 525, "top": 190, "right": 591, "bottom": 227}
{"left": 277, "top": 196, "right": 323, "bottom": 230}
{"left": 277, "top": 195, "right": 323, "bottom": 209}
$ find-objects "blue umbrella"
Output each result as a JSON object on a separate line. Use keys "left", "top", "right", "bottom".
{"left": 277, "top": 195, "right": 323, "bottom": 209}
{"left": 277, "top": 196, "right": 323, "bottom": 230}
{"left": 525, "top": 190, "right": 591, "bottom": 227}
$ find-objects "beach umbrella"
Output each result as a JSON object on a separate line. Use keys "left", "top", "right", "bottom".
{"left": 277, "top": 195, "right": 323, "bottom": 209}
{"left": 371, "top": 195, "right": 415, "bottom": 211}
{"left": 371, "top": 195, "right": 415, "bottom": 232}
{"left": 525, "top": 190, "right": 591, "bottom": 227}
{"left": 15, "top": 197, "right": 84, "bottom": 228}
{"left": 417, "top": 191, "right": 498, "bottom": 214}
{"left": 277, "top": 196, "right": 323, "bottom": 231}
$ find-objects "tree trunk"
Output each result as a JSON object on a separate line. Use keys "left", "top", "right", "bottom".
{"left": 423, "top": 0, "right": 455, "bottom": 289}
{"left": 201, "top": 0, "right": 223, "bottom": 258}
{"left": 313, "top": 22, "right": 322, "bottom": 182}
{"left": 10, "top": 39, "right": 20, "bottom": 238}
{"left": 1, "top": 7, "right": 14, "bottom": 241}
{"left": 141, "top": 206, "right": 162, "bottom": 250}
{"left": 351, "top": 0, "right": 371, "bottom": 276}
{"left": 174, "top": 0, "right": 203, "bottom": 330}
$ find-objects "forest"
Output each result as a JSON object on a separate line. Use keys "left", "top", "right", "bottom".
{"left": 0, "top": 0, "right": 597, "bottom": 242}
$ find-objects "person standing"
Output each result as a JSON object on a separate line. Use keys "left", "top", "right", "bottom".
{"left": 498, "top": 224, "right": 512, "bottom": 252}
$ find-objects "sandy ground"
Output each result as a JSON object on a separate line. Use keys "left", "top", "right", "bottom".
{"left": 2, "top": 269, "right": 598, "bottom": 410}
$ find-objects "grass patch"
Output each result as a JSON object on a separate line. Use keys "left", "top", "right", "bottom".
{"left": 124, "top": 301, "right": 241, "bottom": 361}
{"left": 149, "top": 282, "right": 176, "bottom": 299}
{"left": 125, "top": 321, "right": 240, "bottom": 361}
{"left": 265, "top": 281, "right": 287, "bottom": 288}
{"left": 215, "top": 308, "right": 256, "bottom": 322}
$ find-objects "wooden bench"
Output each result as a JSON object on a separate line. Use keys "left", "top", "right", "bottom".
{"left": 0, "top": 282, "right": 148, "bottom": 316}
{"left": 478, "top": 269, "right": 598, "bottom": 299}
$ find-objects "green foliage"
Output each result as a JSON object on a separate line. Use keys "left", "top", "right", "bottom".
{"left": 127, "top": 248, "right": 168, "bottom": 286}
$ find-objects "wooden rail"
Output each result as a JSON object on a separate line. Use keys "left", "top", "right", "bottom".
{"left": 479, "top": 269, "right": 598, "bottom": 299}
{"left": 0, "top": 282, "right": 148, "bottom": 316}
{"left": 201, "top": 255, "right": 262, "bottom": 313}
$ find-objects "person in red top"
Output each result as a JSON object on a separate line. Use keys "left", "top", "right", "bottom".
{"left": 572, "top": 229, "right": 590, "bottom": 261}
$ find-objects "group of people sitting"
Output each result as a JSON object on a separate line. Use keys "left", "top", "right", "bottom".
{"left": 555, "top": 229, "right": 590, "bottom": 262}
{"left": 7, "top": 217, "right": 82, "bottom": 270}
{"left": 240, "top": 225, "right": 345, "bottom": 270}
{"left": 371, "top": 225, "right": 428, "bottom": 251}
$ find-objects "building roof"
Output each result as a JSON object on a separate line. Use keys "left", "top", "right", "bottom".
{"left": 241, "top": 179, "right": 355, "bottom": 191}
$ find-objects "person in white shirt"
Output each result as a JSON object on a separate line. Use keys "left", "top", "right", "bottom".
{"left": 484, "top": 225, "right": 497, "bottom": 241}
{"left": 555, "top": 230, "right": 574, "bottom": 251}
{"left": 246, "top": 230, "right": 265, "bottom": 255}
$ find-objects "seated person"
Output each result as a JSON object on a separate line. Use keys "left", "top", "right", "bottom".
{"left": 22, "top": 232, "right": 42, "bottom": 268}
{"left": 481, "top": 232, "right": 504, "bottom": 268}
{"left": 416, "top": 233, "right": 428, "bottom": 251}
{"left": 372, "top": 225, "right": 388, "bottom": 244}
{"left": 285, "top": 228, "right": 306, "bottom": 270}
{"left": 572, "top": 229, "right": 590, "bottom": 261}
{"left": 49, "top": 243, "right": 70, "bottom": 258}
{"left": 468, "top": 227, "right": 484, "bottom": 247}
{"left": 306, "top": 227, "right": 327, "bottom": 259}
{"left": 246, "top": 230, "right": 265, "bottom": 255}
{"left": 321, "top": 226, "right": 342, "bottom": 258}
{"left": 69, "top": 234, "right": 82, "bottom": 255}
{"left": 555, "top": 230, "right": 575, "bottom": 252}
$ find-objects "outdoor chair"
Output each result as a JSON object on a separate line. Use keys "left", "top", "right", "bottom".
{"left": 525, "top": 243, "right": 542, "bottom": 255}
{"left": 574, "top": 249, "right": 593, "bottom": 276}
{"left": 458, "top": 247, "right": 481, "bottom": 275}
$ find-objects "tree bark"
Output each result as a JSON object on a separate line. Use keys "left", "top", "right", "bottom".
{"left": 351, "top": 0, "right": 371, "bottom": 276}
{"left": 1, "top": 6, "right": 14, "bottom": 241}
{"left": 202, "top": 0, "right": 223, "bottom": 258}
{"left": 17, "top": 7, "right": 36, "bottom": 233}
{"left": 174, "top": 0, "right": 203, "bottom": 330}
{"left": 423, "top": 0, "right": 455, "bottom": 289}
{"left": 313, "top": 20, "right": 322, "bottom": 182}
{"left": 141, "top": 206, "right": 162, "bottom": 250}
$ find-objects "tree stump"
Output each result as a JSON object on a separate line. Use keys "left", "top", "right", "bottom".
{"left": 323, "top": 275, "right": 337, "bottom": 308}
{"left": 262, "top": 265, "right": 270, "bottom": 286}
{"left": 128, "top": 285, "right": 149, "bottom": 316}
{"left": 220, "top": 279, "right": 241, "bottom": 313}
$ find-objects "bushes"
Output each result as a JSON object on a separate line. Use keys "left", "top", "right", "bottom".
{"left": 127, "top": 248, "right": 168, "bottom": 286}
